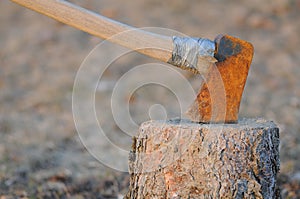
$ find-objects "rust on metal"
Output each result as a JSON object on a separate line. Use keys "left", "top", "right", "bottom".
{"left": 186, "top": 34, "right": 254, "bottom": 123}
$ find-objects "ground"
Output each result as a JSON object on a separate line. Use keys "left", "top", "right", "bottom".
{"left": 0, "top": 0, "right": 300, "bottom": 198}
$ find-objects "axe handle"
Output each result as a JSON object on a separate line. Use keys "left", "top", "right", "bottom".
{"left": 11, "top": 0, "right": 173, "bottom": 63}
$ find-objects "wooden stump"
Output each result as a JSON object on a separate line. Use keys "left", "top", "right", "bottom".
{"left": 125, "top": 118, "right": 280, "bottom": 199}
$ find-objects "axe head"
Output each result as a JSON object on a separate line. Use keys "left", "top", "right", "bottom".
{"left": 186, "top": 35, "right": 254, "bottom": 123}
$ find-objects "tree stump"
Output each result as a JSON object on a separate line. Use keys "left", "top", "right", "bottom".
{"left": 125, "top": 118, "right": 280, "bottom": 199}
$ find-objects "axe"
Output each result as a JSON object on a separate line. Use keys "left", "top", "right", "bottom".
{"left": 11, "top": 0, "right": 254, "bottom": 123}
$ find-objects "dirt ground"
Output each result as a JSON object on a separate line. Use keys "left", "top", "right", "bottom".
{"left": 1, "top": 0, "right": 300, "bottom": 198}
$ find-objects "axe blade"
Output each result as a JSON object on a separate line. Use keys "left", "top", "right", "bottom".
{"left": 186, "top": 35, "right": 254, "bottom": 123}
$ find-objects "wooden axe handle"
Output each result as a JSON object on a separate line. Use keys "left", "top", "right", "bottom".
{"left": 11, "top": 0, "right": 173, "bottom": 63}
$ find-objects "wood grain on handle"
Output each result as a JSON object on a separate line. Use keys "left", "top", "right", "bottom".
{"left": 11, "top": 0, "right": 173, "bottom": 63}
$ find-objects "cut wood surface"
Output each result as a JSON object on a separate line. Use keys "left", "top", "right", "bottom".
{"left": 126, "top": 118, "right": 280, "bottom": 199}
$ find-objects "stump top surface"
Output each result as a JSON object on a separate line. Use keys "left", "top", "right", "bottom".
{"left": 141, "top": 118, "right": 277, "bottom": 130}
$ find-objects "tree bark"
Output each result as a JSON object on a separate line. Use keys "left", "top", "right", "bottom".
{"left": 125, "top": 118, "right": 280, "bottom": 199}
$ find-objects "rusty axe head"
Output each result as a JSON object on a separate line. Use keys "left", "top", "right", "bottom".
{"left": 186, "top": 34, "right": 254, "bottom": 123}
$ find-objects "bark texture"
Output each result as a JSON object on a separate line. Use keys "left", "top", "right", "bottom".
{"left": 125, "top": 118, "right": 280, "bottom": 199}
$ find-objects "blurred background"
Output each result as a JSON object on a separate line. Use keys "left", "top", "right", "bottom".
{"left": 1, "top": 0, "right": 300, "bottom": 198}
